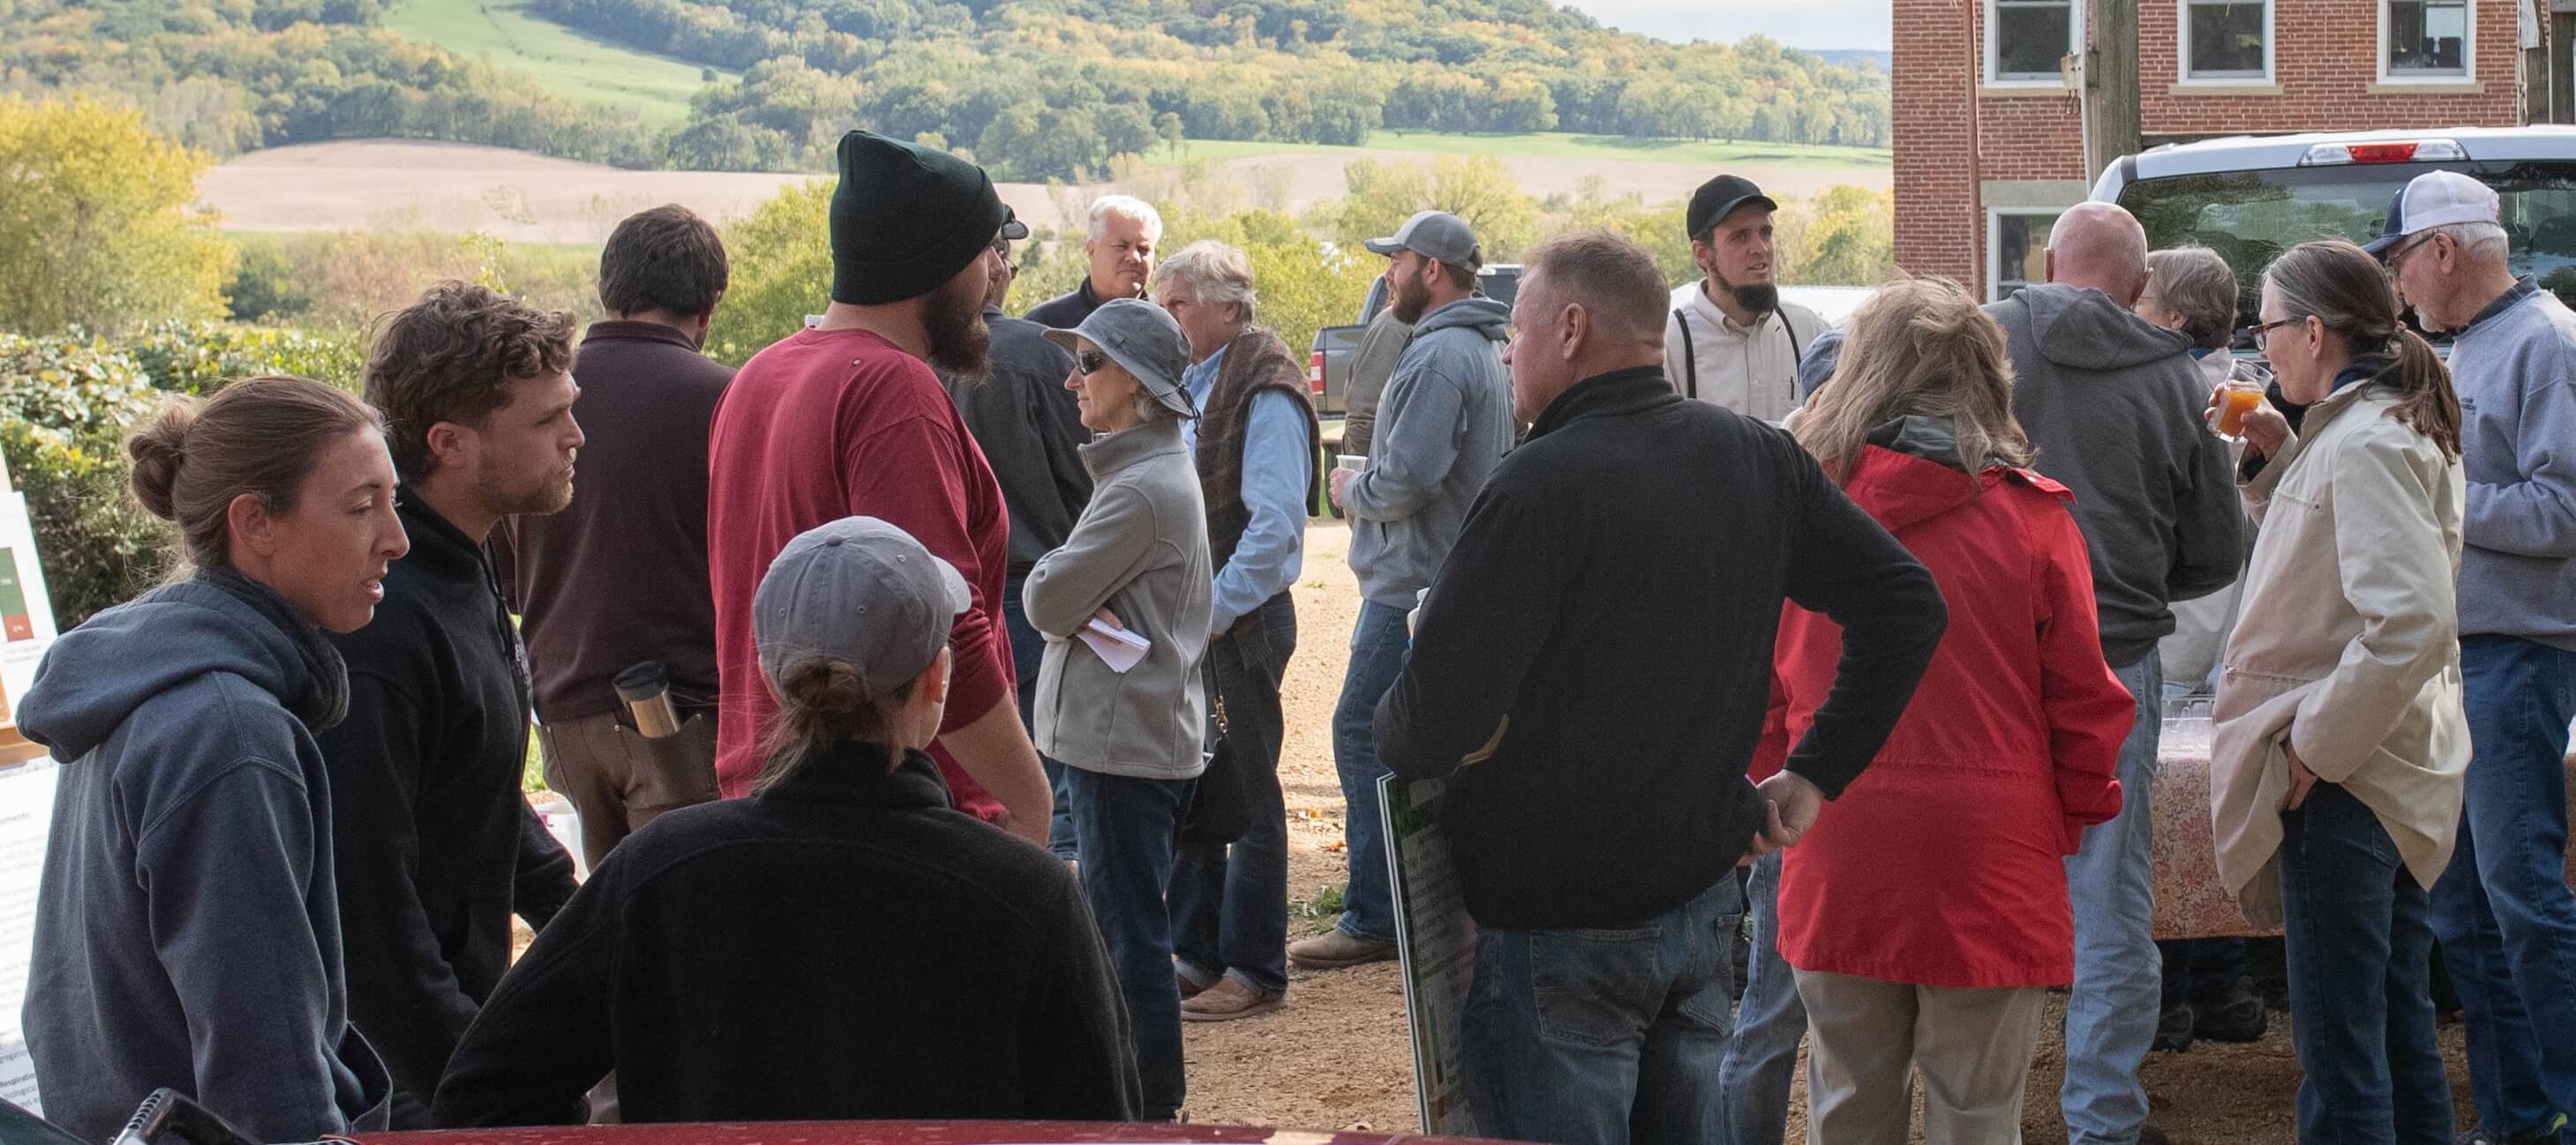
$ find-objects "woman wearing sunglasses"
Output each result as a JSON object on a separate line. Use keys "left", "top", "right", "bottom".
{"left": 1023, "top": 296, "right": 1213, "bottom": 1122}
{"left": 2212, "top": 237, "right": 2468, "bottom": 1143}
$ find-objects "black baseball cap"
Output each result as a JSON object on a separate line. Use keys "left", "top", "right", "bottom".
{"left": 1687, "top": 175, "right": 1779, "bottom": 241}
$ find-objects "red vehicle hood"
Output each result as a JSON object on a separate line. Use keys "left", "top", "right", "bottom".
{"left": 355, "top": 1123, "right": 1516, "bottom": 1145}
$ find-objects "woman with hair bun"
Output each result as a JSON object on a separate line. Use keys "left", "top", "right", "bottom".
{"left": 433, "top": 517, "right": 1137, "bottom": 1127}
{"left": 20, "top": 375, "right": 405, "bottom": 1142}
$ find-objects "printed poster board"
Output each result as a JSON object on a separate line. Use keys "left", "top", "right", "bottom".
{"left": 0, "top": 491, "right": 58, "bottom": 711}
{"left": 1380, "top": 773, "right": 1480, "bottom": 1137}
{"left": 0, "top": 760, "right": 57, "bottom": 1114}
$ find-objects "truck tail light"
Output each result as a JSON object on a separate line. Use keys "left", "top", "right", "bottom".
{"left": 2300, "top": 139, "right": 2466, "bottom": 166}
{"left": 1308, "top": 350, "right": 1326, "bottom": 396}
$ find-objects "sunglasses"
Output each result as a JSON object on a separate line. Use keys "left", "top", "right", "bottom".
{"left": 1077, "top": 350, "right": 1111, "bottom": 375}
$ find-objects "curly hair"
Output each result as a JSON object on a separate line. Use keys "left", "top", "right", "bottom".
{"left": 364, "top": 281, "right": 576, "bottom": 482}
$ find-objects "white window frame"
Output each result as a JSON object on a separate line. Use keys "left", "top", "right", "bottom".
{"left": 2378, "top": 0, "right": 2476, "bottom": 85}
{"left": 2177, "top": 0, "right": 2275, "bottom": 86}
{"left": 1986, "top": 0, "right": 2084, "bottom": 89}
{"left": 1987, "top": 207, "right": 2064, "bottom": 303}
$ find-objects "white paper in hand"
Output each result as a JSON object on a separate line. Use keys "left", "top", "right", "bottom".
{"left": 1079, "top": 617, "right": 1152, "bottom": 674}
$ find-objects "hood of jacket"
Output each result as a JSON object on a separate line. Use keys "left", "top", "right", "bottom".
{"left": 1414, "top": 296, "right": 1512, "bottom": 341}
{"left": 1844, "top": 415, "right": 2070, "bottom": 533}
{"left": 18, "top": 568, "right": 345, "bottom": 763}
{"left": 1999, "top": 282, "right": 2193, "bottom": 372}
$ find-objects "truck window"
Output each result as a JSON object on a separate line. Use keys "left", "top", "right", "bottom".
{"left": 2117, "top": 161, "right": 2576, "bottom": 336}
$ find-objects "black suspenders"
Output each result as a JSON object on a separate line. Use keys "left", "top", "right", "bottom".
{"left": 1675, "top": 306, "right": 1806, "bottom": 408}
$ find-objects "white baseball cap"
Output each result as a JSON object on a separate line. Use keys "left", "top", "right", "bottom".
{"left": 2364, "top": 170, "right": 2500, "bottom": 257}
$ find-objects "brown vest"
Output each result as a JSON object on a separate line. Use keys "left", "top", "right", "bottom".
{"left": 1195, "top": 328, "right": 1321, "bottom": 575}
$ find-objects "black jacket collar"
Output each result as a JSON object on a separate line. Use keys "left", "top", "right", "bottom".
{"left": 1527, "top": 366, "right": 1680, "bottom": 441}
{"left": 396, "top": 488, "right": 488, "bottom": 580}
{"left": 755, "top": 744, "right": 955, "bottom": 812}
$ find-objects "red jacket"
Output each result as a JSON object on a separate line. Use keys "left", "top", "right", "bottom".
{"left": 706, "top": 328, "right": 1013, "bottom": 818}
{"left": 1766, "top": 435, "right": 2130, "bottom": 988}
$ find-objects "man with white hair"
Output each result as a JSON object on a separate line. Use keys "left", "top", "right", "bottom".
{"left": 1985, "top": 200, "right": 2243, "bottom": 1145}
{"left": 1025, "top": 195, "right": 1164, "bottom": 330}
{"left": 2379, "top": 169, "right": 2576, "bottom": 1145}
{"left": 1151, "top": 240, "right": 1321, "bottom": 1022}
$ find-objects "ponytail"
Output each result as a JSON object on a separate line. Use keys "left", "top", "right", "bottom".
{"left": 754, "top": 655, "right": 914, "bottom": 793}
{"left": 2383, "top": 326, "right": 2462, "bottom": 460}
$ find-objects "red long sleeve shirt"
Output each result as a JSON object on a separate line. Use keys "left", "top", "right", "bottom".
{"left": 707, "top": 327, "right": 1013, "bottom": 818}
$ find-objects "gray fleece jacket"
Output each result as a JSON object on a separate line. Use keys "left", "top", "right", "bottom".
{"left": 18, "top": 571, "right": 390, "bottom": 1143}
{"left": 2446, "top": 278, "right": 2576, "bottom": 649}
{"left": 1025, "top": 416, "right": 1213, "bottom": 780}
{"left": 1343, "top": 296, "right": 1515, "bottom": 608}
{"left": 1986, "top": 283, "right": 2245, "bottom": 668}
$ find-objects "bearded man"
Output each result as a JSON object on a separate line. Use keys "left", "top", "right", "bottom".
{"left": 703, "top": 131, "right": 1053, "bottom": 846}
{"left": 1664, "top": 175, "right": 1827, "bottom": 423}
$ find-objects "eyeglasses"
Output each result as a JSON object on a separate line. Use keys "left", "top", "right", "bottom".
{"left": 2245, "top": 316, "right": 2306, "bottom": 352}
{"left": 1077, "top": 350, "right": 1110, "bottom": 375}
{"left": 2384, "top": 230, "right": 2439, "bottom": 275}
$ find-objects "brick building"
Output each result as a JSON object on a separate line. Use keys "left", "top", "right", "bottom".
{"left": 1895, "top": 0, "right": 2538, "bottom": 299}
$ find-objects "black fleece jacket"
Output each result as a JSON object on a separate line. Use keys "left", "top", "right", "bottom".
{"left": 433, "top": 745, "right": 1138, "bottom": 1126}
{"left": 316, "top": 490, "right": 580, "bottom": 1125}
{"left": 1375, "top": 366, "right": 1947, "bottom": 931}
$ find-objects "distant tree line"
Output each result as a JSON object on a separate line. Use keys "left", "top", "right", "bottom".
{"left": 539, "top": 0, "right": 1889, "bottom": 178}
{"left": 3, "top": 0, "right": 1887, "bottom": 183}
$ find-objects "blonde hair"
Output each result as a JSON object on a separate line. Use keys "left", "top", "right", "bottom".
{"left": 1793, "top": 277, "right": 2034, "bottom": 485}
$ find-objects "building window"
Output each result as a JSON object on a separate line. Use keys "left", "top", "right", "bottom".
{"left": 2384, "top": 0, "right": 2472, "bottom": 79}
{"left": 1991, "top": 0, "right": 2078, "bottom": 85}
{"left": 1990, "top": 210, "right": 2062, "bottom": 302}
{"left": 2182, "top": 0, "right": 2271, "bottom": 82}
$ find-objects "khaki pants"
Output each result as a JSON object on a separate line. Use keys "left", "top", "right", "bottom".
{"left": 1796, "top": 969, "right": 2047, "bottom": 1145}
{"left": 536, "top": 708, "right": 719, "bottom": 870}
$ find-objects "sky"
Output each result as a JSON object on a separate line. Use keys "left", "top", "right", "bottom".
{"left": 1563, "top": 0, "right": 1892, "bottom": 52}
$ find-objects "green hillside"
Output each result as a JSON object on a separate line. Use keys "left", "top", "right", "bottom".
{"left": 386, "top": 0, "right": 731, "bottom": 125}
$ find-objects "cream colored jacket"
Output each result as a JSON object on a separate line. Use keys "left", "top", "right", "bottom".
{"left": 2210, "top": 379, "right": 2469, "bottom": 927}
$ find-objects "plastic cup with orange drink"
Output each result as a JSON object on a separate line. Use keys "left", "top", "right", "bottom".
{"left": 2212, "top": 381, "right": 2265, "bottom": 442}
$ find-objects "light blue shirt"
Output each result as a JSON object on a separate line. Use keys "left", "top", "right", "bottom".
{"left": 1184, "top": 345, "right": 1309, "bottom": 634}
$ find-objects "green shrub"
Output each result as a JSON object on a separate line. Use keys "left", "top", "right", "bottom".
{"left": 0, "top": 324, "right": 369, "bottom": 626}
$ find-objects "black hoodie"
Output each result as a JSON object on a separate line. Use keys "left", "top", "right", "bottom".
{"left": 19, "top": 571, "right": 391, "bottom": 1142}
{"left": 315, "top": 490, "right": 579, "bottom": 1125}
{"left": 1986, "top": 284, "right": 2246, "bottom": 668}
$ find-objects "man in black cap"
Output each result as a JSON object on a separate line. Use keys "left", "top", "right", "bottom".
{"left": 706, "top": 131, "right": 1053, "bottom": 847}
{"left": 1665, "top": 175, "right": 1827, "bottom": 423}
{"left": 945, "top": 215, "right": 1090, "bottom": 862}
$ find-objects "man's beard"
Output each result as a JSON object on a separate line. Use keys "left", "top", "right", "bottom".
{"left": 1392, "top": 272, "right": 1435, "bottom": 325}
{"left": 1714, "top": 270, "right": 1778, "bottom": 318}
{"left": 926, "top": 270, "right": 993, "bottom": 381}
{"left": 475, "top": 458, "right": 575, "bottom": 520}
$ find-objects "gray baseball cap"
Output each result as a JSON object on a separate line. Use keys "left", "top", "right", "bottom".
{"left": 1364, "top": 210, "right": 1483, "bottom": 267}
{"left": 755, "top": 517, "right": 973, "bottom": 692}
{"left": 1043, "top": 297, "right": 1197, "bottom": 419}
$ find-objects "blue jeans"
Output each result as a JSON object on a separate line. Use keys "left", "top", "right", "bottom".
{"left": 2281, "top": 782, "right": 2454, "bottom": 1144}
{"left": 1461, "top": 877, "right": 1743, "bottom": 1145}
{"left": 1063, "top": 765, "right": 1193, "bottom": 1119}
{"left": 1331, "top": 599, "right": 1412, "bottom": 943}
{"left": 1172, "top": 594, "right": 1298, "bottom": 995}
{"left": 1718, "top": 849, "right": 1804, "bottom": 1145}
{"left": 2063, "top": 655, "right": 2162, "bottom": 1145}
{"left": 2430, "top": 635, "right": 2576, "bottom": 1137}
{"left": 1003, "top": 571, "right": 1078, "bottom": 861}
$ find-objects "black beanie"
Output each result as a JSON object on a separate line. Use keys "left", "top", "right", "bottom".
{"left": 830, "top": 131, "right": 1007, "bottom": 306}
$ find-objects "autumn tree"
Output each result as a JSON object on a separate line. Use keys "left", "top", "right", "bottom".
{"left": 0, "top": 96, "right": 236, "bottom": 335}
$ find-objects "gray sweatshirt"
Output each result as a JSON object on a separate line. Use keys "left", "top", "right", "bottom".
{"left": 18, "top": 572, "right": 390, "bottom": 1142}
{"left": 2447, "top": 279, "right": 2576, "bottom": 649}
{"left": 1343, "top": 296, "right": 1515, "bottom": 608}
{"left": 1986, "top": 283, "right": 2245, "bottom": 668}
{"left": 1025, "top": 415, "right": 1213, "bottom": 779}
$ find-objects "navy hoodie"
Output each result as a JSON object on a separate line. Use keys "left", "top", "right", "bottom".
{"left": 19, "top": 570, "right": 391, "bottom": 1142}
